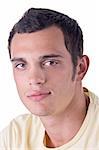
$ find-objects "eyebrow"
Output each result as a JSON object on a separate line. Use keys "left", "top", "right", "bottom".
{"left": 11, "top": 54, "right": 63, "bottom": 63}
{"left": 39, "top": 54, "right": 63, "bottom": 60}
{"left": 11, "top": 58, "right": 27, "bottom": 63}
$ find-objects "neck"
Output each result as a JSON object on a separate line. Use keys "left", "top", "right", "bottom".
{"left": 40, "top": 88, "right": 89, "bottom": 148}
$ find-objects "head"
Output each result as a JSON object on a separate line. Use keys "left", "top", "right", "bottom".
{"left": 8, "top": 8, "right": 89, "bottom": 116}
{"left": 8, "top": 8, "right": 84, "bottom": 77}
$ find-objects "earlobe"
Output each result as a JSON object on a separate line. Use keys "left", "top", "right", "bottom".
{"left": 77, "top": 55, "right": 89, "bottom": 81}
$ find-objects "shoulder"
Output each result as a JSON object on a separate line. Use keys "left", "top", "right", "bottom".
{"left": 0, "top": 113, "right": 41, "bottom": 134}
{"left": 87, "top": 89, "right": 99, "bottom": 126}
{"left": 88, "top": 90, "right": 99, "bottom": 108}
{"left": 84, "top": 88, "right": 99, "bottom": 122}
{"left": 10, "top": 113, "right": 40, "bottom": 125}
{"left": 84, "top": 87, "right": 99, "bottom": 106}
{"left": 0, "top": 114, "right": 43, "bottom": 148}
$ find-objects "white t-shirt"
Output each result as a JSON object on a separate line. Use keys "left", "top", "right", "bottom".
{"left": 0, "top": 89, "right": 99, "bottom": 150}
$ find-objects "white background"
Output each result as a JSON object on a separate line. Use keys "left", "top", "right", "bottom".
{"left": 0, "top": 0, "right": 98, "bottom": 131}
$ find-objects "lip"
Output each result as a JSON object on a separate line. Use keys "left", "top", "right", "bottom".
{"left": 26, "top": 91, "right": 51, "bottom": 102}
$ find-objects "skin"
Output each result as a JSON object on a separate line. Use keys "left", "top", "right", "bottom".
{"left": 10, "top": 26, "right": 89, "bottom": 147}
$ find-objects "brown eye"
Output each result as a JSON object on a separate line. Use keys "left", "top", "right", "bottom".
{"left": 15, "top": 63, "right": 26, "bottom": 70}
{"left": 47, "top": 61, "right": 58, "bottom": 66}
{"left": 42, "top": 60, "right": 59, "bottom": 67}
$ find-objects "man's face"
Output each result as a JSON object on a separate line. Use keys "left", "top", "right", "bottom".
{"left": 10, "top": 26, "right": 79, "bottom": 117}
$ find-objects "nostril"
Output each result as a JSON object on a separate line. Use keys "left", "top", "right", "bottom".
{"left": 49, "top": 91, "right": 51, "bottom": 94}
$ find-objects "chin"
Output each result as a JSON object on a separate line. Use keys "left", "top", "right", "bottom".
{"left": 31, "top": 111, "right": 50, "bottom": 116}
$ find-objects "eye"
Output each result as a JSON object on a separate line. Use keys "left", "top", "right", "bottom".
{"left": 42, "top": 60, "right": 59, "bottom": 67}
{"left": 15, "top": 63, "right": 26, "bottom": 70}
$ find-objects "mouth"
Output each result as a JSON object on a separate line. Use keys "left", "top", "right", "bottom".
{"left": 27, "top": 91, "right": 51, "bottom": 102}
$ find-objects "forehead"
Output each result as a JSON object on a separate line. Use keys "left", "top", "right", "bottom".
{"left": 10, "top": 26, "right": 70, "bottom": 59}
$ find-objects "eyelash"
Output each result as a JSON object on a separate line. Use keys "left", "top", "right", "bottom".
{"left": 14, "top": 60, "right": 60, "bottom": 70}
{"left": 42, "top": 60, "right": 59, "bottom": 67}
{"left": 15, "top": 63, "right": 26, "bottom": 69}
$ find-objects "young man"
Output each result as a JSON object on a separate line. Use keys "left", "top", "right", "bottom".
{"left": 0, "top": 8, "right": 99, "bottom": 149}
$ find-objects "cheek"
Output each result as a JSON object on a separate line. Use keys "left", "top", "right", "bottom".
{"left": 51, "top": 69, "right": 72, "bottom": 85}
{"left": 51, "top": 71, "right": 75, "bottom": 95}
{"left": 14, "top": 73, "right": 26, "bottom": 95}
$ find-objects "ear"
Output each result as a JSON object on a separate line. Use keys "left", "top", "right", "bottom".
{"left": 76, "top": 55, "right": 89, "bottom": 81}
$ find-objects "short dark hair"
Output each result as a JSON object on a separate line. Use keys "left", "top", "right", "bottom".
{"left": 8, "top": 8, "right": 83, "bottom": 73}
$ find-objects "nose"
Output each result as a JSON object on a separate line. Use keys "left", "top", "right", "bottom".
{"left": 28, "top": 66, "right": 46, "bottom": 86}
